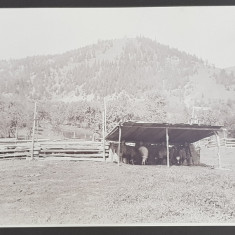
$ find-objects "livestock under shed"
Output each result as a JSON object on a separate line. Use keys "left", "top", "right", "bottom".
{"left": 105, "top": 121, "right": 223, "bottom": 167}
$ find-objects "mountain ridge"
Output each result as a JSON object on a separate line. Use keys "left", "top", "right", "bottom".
{"left": 1, "top": 37, "right": 234, "bottom": 107}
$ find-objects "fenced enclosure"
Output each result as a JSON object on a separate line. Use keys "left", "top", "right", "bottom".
{"left": 197, "top": 136, "right": 235, "bottom": 170}
{"left": 0, "top": 138, "right": 109, "bottom": 161}
{"left": 201, "top": 137, "right": 235, "bottom": 148}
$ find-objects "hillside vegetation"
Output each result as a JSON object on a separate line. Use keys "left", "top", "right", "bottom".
{"left": 0, "top": 37, "right": 235, "bottom": 137}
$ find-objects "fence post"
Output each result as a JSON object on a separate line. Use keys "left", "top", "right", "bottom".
{"left": 223, "top": 129, "right": 227, "bottom": 147}
{"left": 102, "top": 111, "right": 106, "bottom": 162}
{"left": 117, "top": 125, "right": 122, "bottom": 166}
{"left": 31, "top": 102, "right": 37, "bottom": 160}
{"left": 166, "top": 127, "right": 170, "bottom": 168}
{"left": 214, "top": 131, "right": 222, "bottom": 169}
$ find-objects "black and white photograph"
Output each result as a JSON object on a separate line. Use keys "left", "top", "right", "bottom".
{"left": 0, "top": 5, "right": 235, "bottom": 226}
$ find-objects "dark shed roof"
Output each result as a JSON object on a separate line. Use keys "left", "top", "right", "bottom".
{"left": 106, "top": 121, "right": 223, "bottom": 144}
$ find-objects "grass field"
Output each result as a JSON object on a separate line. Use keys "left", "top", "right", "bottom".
{"left": 0, "top": 147, "right": 235, "bottom": 225}
{"left": 200, "top": 146, "right": 235, "bottom": 170}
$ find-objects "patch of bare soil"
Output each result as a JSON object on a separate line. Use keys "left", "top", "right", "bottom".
{"left": 0, "top": 158, "right": 235, "bottom": 225}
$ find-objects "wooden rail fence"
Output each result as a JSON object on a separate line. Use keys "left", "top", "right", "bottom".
{"left": 0, "top": 138, "right": 110, "bottom": 161}
{"left": 202, "top": 137, "right": 235, "bottom": 148}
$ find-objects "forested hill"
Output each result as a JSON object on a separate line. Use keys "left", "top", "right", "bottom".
{"left": 0, "top": 37, "right": 235, "bottom": 138}
{"left": 0, "top": 37, "right": 234, "bottom": 104}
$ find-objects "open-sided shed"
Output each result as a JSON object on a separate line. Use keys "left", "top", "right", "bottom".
{"left": 105, "top": 121, "right": 223, "bottom": 167}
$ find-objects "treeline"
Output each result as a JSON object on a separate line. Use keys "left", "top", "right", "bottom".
{"left": 1, "top": 90, "right": 234, "bottom": 139}
{"left": 0, "top": 91, "right": 168, "bottom": 138}
{"left": 193, "top": 98, "right": 235, "bottom": 135}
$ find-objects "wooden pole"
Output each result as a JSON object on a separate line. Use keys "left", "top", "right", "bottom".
{"left": 15, "top": 127, "right": 18, "bottom": 140}
{"left": 104, "top": 97, "right": 107, "bottom": 136}
{"left": 166, "top": 127, "right": 170, "bottom": 168}
{"left": 31, "top": 102, "right": 37, "bottom": 160}
{"left": 214, "top": 131, "right": 222, "bottom": 169}
{"left": 191, "top": 106, "right": 195, "bottom": 124}
{"left": 223, "top": 129, "right": 227, "bottom": 147}
{"left": 102, "top": 111, "right": 106, "bottom": 162}
{"left": 117, "top": 125, "right": 122, "bottom": 166}
{"left": 36, "top": 119, "right": 39, "bottom": 142}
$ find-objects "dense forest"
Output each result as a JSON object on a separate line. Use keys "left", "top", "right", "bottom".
{"left": 0, "top": 37, "right": 235, "bottom": 138}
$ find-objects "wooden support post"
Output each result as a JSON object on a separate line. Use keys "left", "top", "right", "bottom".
{"left": 31, "top": 102, "right": 37, "bottom": 160}
{"left": 223, "top": 129, "right": 227, "bottom": 147}
{"left": 166, "top": 127, "right": 170, "bottom": 168}
{"left": 102, "top": 111, "right": 106, "bottom": 162}
{"left": 117, "top": 125, "right": 122, "bottom": 166}
{"left": 15, "top": 127, "right": 18, "bottom": 140}
{"left": 214, "top": 131, "right": 222, "bottom": 169}
{"left": 104, "top": 97, "right": 107, "bottom": 136}
{"left": 36, "top": 119, "right": 39, "bottom": 142}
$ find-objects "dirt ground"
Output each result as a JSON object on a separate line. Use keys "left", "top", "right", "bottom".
{"left": 1, "top": 147, "right": 235, "bottom": 225}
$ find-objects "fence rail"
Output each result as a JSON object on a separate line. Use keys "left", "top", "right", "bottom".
{"left": 202, "top": 137, "right": 235, "bottom": 148}
{"left": 0, "top": 138, "right": 109, "bottom": 161}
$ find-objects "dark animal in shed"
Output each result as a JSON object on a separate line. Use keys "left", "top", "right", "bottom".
{"left": 121, "top": 141, "right": 138, "bottom": 164}
{"left": 126, "top": 145, "right": 138, "bottom": 164}
{"left": 147, "top": 146, "right": 157, "bottom": 165}
{"left": 179, "top": 146, "right": 187, "bottom": 165}
{"left": 178, "top": 142, "right": 193, "bottom": 166}
{"left": 157, "top": 143, "right": 167, "bottom": 165}
{"left": 169, "top": 146, "right": 179, "bottom": 165}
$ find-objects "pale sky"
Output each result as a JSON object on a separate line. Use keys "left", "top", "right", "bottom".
{"left": 0, "top": 6, "right": 235, "bottom": 68}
